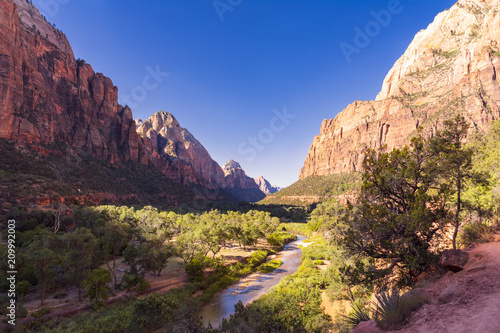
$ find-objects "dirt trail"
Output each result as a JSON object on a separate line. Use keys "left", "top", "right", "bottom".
{"left": 391, "top": 235, "right": 500, "bottom": 333}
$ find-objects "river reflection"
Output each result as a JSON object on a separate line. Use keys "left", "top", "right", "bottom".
{"left": 200, "top": 235, "right": 308, "bottom": 328}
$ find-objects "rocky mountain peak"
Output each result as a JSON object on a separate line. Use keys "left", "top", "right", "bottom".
{"left": 254, "top": 175, "right": 281, "bottom": 195}
{"left": 136, "top": 111, "right": 226, "bottom": 188}
{"left": 300, "top": 0, "right": 500, "bottom": 180}
{"left": 222, "top": 159, "right": 242, "bottom": 174}
{"left": 376, "top": 0, "right": 500, "bottom": 102}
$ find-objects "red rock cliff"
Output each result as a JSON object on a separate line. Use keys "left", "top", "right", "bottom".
{"left": 0, "top": 0, "right": 225, "bottom": 189}
{"left": 0, "top": 0, "right": 143, "bottom": 163}
{"left": 300, "top": 0, "right": 500, "bottom": 179}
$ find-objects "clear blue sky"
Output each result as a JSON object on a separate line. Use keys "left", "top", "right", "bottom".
{"left": 33, "top": 0, "right": 456, "bottom": 187}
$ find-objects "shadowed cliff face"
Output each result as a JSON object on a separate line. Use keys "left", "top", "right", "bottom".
{"left": 0, "top": 0, "right": 228, "bottom": 190}
{"left": 222, "top": 160, "right": 260, "bottom": 190}
{"left": 300, "top": 0, "right": 500, "bottom": 179}
{"left": 0, "top": 0, "right": 142, "bottom": 163}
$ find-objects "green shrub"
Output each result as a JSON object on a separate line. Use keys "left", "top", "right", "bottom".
{"left": 371, "top": 288, "right": 429, "bottom": 330}
{"left": 247, "top": 249, "right": 270, "bottom": 267}
{"left": 185, "top": 257, "right": 206, "bottom": 283}
{"left": 397, "top": 291, "right": 429, "bottom": 322}
{"left": 314, "top": 260, "right": 324, "bottom": 265}
{"left": 373, "top": 289, "right": 400, "bottom": 330}
{"left": 258, "top": 260, "right": 283, "bottom": 273}
{"left": 137, "top": 280, "right": 150, "bottom": 293}
{"left": 459, "top": 222, "right": 494, "bottom": 248}
{"left": 53, "top": 290, "right": 68, "bottom": 299}
{"left": 343, "top": 303, "right": 371, "bottom": 329}
{"left": 32, "top": 306, "right": 52, "bottom": 318}
{"left": 267, "top": 231, "right": 297, "bottom": 248}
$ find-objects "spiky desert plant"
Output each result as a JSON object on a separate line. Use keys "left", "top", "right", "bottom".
{"left": 372, "top": 288, "right": 400, "bottom": 330}
{"left": 343, "top": 303, "right": 371, "bottom": 328}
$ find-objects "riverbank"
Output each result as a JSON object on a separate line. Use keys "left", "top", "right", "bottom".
{"left": 200, "top": 234, "right": 308, "bottom": 328}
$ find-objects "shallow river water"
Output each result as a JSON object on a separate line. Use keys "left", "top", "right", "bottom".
{"left": 200, "top": 234, "right": 308, "bottom": 328}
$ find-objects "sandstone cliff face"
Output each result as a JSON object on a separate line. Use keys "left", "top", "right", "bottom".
{"left": 254, "top": 175, "right": 281, "bottom": 195}
{"left": 0, "top": 0, "right": 226, "bottom": 190}
{"left": 300, "top": 0, "right": 500, "bottom": 179}
{"left": 0, "top": 0, "right": 144, "bottom": 163}
{"left": 136, "top": 111, "right": 226, "bottom": 188}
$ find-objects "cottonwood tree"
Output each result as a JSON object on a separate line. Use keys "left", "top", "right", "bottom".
{"left": 98, "top": 219, "right": 131, "bottom": 289}
{"left": 27, "top": 229, "right": 58, "bottom": 305}
{"left": 429, "top": 115, "right": 489, "bottom": 249}
{"left": 82, "top": 267, "right": 112, "bottom": 307}
{"left": 61, "top": 228, "right": 97, "bottom": 300}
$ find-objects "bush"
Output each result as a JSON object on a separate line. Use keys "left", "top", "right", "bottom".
{"left": 343, "top": 303, "right": 371, "bottom": 329}
{"left": 185, "top": 257, "right": 206, "bottom": 283}
{"left": 53, "top": 290, "right": 68, "bottom": 299}
{"left": 459, "top": 222, "right": 494, "bottom": 248}
{"left": 267, "top": 231, "right": 297, "bottom": 248}
{"left": 373, "top": 289, "right": 400, "bottom": 330}
{"left": 247, "top": 249, "right": 270, "bottom": 267}
{"left": 258, "top": 260, "right": 283, "bottom": 273}
{"left": 314, "top": 260, "right": 324, "bottom": 265}
{"left": 397, "top": 291, "right": 429, "bottom": 322}
{"left": 372, "top": 288, "right": 429, "bottom": 330}
{"left": 32, "top": 306, "right": 52, "bottom": 318}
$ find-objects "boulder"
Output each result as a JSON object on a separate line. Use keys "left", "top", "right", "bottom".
{"left": 400, "top": 288, "right": 430, "bottom": 303}
{"left": 438, "top": 283, "right": 459, "bottom": 305}
{"left": 440, "top": 250, "right": 469, "bottom": 272}
{"left": 352, "top": 320, "right": 383, "bottom": 333}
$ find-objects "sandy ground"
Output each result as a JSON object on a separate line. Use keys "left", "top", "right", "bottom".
{"left": 388, "top": 234, "right": 500, "bottom": 333}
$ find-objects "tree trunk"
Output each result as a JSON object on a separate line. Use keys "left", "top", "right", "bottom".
{"left": 112, "top": 254, "right": 117, "bottom": 289}
{"left": 452, "top": 175, "right": 462, "bottom": 250}
{"left": 41, "top": 272, "right": 47, "bottom": 305}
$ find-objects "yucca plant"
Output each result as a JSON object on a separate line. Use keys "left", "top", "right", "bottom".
{"left": 372, "top": 288, "right": 400, "bottom": 330}
{"left": 343, "top": 303, "right": 371, "bottom": 329}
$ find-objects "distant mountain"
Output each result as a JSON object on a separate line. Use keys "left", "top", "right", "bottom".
{"left": 221, "top": 160, "right": 266, "bottom": 202}
{"left": 136, "top": 111, "right": 226, "bottom": 189}
{"left": 301, "top": 0, "right": 500, "bottom": 179}
{"left": 134, "top": 119, "right": 144, "bottom": 129}
{"left": 254, "top": 175, "right": 281, "bottom": 195}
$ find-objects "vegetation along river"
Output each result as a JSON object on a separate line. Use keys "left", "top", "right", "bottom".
{"left": 200, "top": 234, "right": 308, "bottom": 328}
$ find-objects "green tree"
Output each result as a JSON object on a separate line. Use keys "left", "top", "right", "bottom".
{"left": 98, "top": 218, "right": 131, "bottom": 289}
{"left": 333, "top": 136, "right": 449, "bottom": 285}
{"left": 82, "top": 268, "right": 112, "bottom": 306}
{"left": 61, "top": 228, "right": 97, "bottom": 300}
{"left": 27, "top": 229, "right": 58, "bottom": 305}
{"left": 429, "top": 115, "right": 488, "bottom": 249}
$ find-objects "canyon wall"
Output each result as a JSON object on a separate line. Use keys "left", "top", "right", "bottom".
{"left": 300, "top": 0, "right": 500, "bottom": 179}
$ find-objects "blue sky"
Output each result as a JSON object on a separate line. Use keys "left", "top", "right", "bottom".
{"left": 33, "top": 0, "right": 456, "bottom": 187}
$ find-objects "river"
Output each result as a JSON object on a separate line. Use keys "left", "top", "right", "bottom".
{"left": 200, "top": 234, "right": 308, "bottom": 328}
